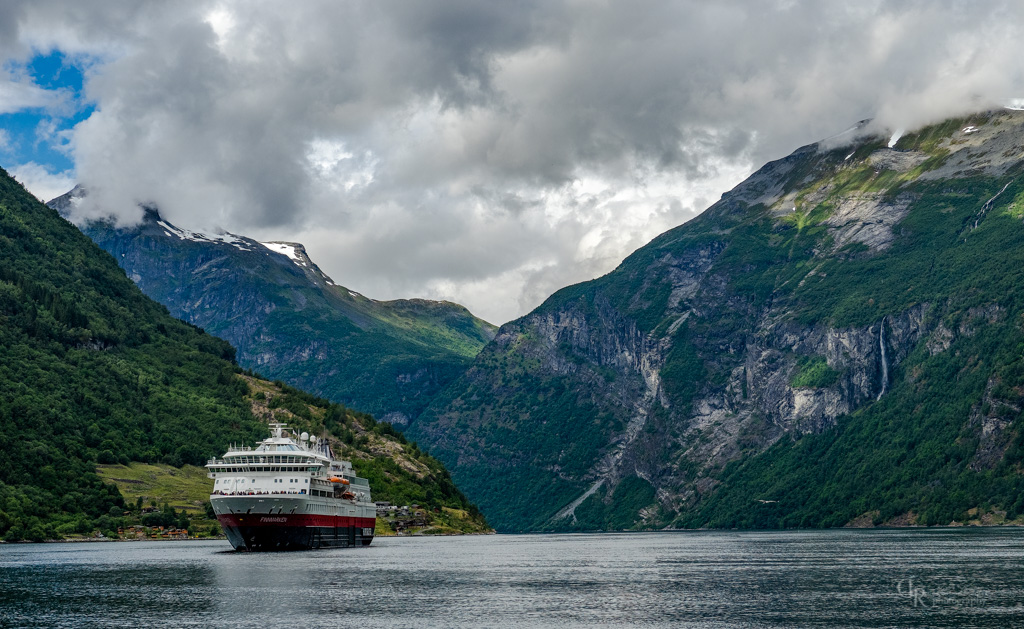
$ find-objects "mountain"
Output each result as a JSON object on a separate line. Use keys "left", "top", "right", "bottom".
{"left": 0, "top": 168, "right": 486, "bottom": 541}
{"left": 47, "top": 194, "right": 497, "bottom": 426}
{"left": 408, "top": 110, "right": 1024, "bottom": 532}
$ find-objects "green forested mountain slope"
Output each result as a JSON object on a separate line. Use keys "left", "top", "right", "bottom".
{"left": 0, "top": 170, "right": 486, "bottom": 540}
{"left": 48, "top": 195, "right": 496, "bottom": 426}
{"left": 410, "top": 111, "right": 1024, "bottom": 532}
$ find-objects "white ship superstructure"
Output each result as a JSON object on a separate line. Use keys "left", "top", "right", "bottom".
{"left": 207, "top": 423, "right": 375, "bottom": 550}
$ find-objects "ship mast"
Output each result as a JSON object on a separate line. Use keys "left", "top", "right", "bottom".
{"left": 268, "top": 422, "right": 287, "bottom": 439}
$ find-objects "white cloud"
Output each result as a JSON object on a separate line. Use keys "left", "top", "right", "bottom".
{"left": 9, "top": 161, "right": 75, "bottom": 202}
{"left": 0, "top": 78, "right": 56, "bottom": 114}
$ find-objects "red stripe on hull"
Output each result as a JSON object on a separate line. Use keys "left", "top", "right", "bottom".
{"left": 217, "top": 513, "right": 376, "bottom": 529}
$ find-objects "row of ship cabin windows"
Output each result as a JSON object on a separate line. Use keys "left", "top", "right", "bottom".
{"left": 214, "top": 478, "right": 309, "bottom": 485}
{"left": 226, "top": 455, "right": 313, "bottom": 464}
{"left": 208, "top": 467, "right": 315, "bottom": 473}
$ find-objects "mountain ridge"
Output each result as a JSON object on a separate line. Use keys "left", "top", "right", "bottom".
{"left": 49, "top": 191, "right": 497, "bottom": 425}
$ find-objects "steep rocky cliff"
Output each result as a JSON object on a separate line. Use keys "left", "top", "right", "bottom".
{"left": 49, "top": 197, "right": 496, "bottom": 423}
{"left": 410, "top": 110, "right": 1024, "bottom": 531}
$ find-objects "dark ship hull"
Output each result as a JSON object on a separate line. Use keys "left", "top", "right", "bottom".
{"left": 217, "top": 513, "right": 376, "bottom": 551}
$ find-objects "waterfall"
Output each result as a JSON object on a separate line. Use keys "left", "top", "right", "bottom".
{"left": 877, "top": 316, "right": 889, "bottom": 401}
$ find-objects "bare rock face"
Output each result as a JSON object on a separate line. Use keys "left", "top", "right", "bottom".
{"left": 867, "top": 148, "right": 930, "bottom": 173}
{"left": 920, "top": 118, "right": 1024, "bottom": 180}
{"left": 968, "top": 376, "right": 1019, "bottom": 472}
{"left": 825, "top": 193, "right": 913, "bottom": 252}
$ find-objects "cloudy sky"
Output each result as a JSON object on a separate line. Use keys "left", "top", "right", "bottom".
{"left": 1, "top": 1, "right": 1020, "bottom": 324}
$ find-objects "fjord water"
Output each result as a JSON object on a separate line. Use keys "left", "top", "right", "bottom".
{"left": 2, "top": 530, "right": 1022, "bottom": 628}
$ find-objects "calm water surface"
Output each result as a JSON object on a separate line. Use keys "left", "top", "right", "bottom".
{"left": 1, "top": 529, "right": 1023, "bottom": 628}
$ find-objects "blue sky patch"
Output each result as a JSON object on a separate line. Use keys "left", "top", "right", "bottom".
{"left": 1, "top": 49, "right": 94, "bottom": 174}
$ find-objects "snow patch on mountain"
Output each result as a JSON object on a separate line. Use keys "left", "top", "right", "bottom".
{"left": 156, "top": 220, "right": 253, "bottom": 250}
{"left": 261, "top": 241, "right": 310, "bottom": 267}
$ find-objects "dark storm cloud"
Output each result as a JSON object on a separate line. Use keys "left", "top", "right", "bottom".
{"left": 4, "top": 0, "right": 1023, "bottom": 322}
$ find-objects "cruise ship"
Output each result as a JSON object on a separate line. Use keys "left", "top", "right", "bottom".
{"left": 206, "top": 423, "right": 376, "bottom": 550}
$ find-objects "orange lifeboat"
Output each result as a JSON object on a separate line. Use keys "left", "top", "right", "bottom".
{"left": 329, "top": 477, "right": 350, "bottom": 485}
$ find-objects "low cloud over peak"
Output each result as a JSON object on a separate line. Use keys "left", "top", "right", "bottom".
{"left": 4, "top": 0, "right": 1024, "bottom": 323}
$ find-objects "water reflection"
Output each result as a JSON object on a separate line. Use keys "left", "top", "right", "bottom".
{"left": 1, "top": 530, "right": 1023, "bottom": 628}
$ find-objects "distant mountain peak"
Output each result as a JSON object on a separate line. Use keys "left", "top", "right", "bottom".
{"left": 149, "top": 214, "right": 255, "bottom": 252}
{"left": 48, "top": 183, "right": 86, "bottom": 220}
{"left": 57, "top": 193, "right": 498, "bottom": 423}
{"left": 140, "top": 205, "right": 162, "bottom": 222}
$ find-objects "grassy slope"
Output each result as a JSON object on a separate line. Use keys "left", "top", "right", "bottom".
{"left": 96, "top": 463, "right": 212, "bottom": 513}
